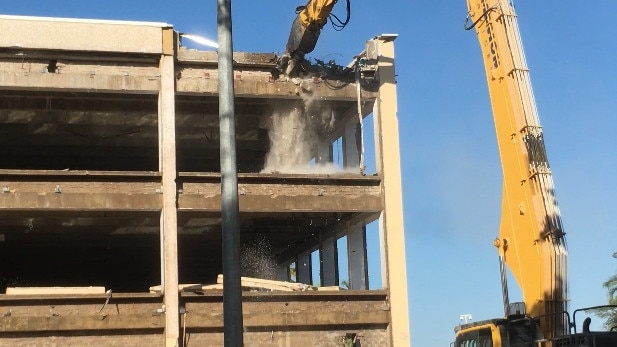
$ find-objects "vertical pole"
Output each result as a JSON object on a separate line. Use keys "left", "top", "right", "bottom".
{"left": 276, "top": 261, "right": 290, "bottom": 281}
{"left": 297, "top": 251, "right": 312, "bottom": 285}
{"left": 217, "top": 0, "right": 243, "bottom": 346}
{"left": 320, "top": 237, "right": 338, "bottom": 286}
{"left": 372, "top": 36, "right": 410, "bottom": 346}
{"left": 160, "top": 27, "right": 180, "bottom": 347}
{"left": 347, "top": 225, "right": 368, "bottom": 290}
{"left": 342, "top": 117, "right": 361, "bottom": 169}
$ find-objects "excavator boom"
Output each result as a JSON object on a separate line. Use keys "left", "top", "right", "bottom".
{"left": 279, "top": 0, "right": 350, "bottom": 76}
{"left": 455, "top": 2, "right": 617, "bottom": 346}
{"left": 464, "top": 0, "right": 569, "bottom": 337}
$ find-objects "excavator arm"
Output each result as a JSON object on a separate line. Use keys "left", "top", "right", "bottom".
{"left": 280, "top": 0, "right": 350, "bottom": 76}
{"left": 454, "top": 2, "right": 617, "bottom": 346}
{"left": 459, "top": 0, "right": 569, "bottom": 342}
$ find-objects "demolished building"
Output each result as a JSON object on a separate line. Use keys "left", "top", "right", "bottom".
{"left": 0, "top": 15, "right": 409, "bottom": 346}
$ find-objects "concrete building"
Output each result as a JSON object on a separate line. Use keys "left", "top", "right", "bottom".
{"left": 0, "top": 15, "right": 409, "bottom": 346}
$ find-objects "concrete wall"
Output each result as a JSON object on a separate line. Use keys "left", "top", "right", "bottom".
{"left": 0, "top": 334, "right": 164, "bottom": 347}
{"left": 0, "top": 15, "right": 167, "bottom": 54}
{"left": 186, "top": 329, "right": 388, "bottom": 347}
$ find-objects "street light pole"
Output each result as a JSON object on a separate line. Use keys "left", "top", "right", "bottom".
{"left": 217, "top": 0, "right": 243, "bottom": 346}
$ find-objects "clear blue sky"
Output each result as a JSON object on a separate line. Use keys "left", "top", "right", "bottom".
{"left": 4, "top": 1, "right": 617, "bottom": 346}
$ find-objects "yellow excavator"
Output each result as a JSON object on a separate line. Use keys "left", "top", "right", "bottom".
{"left": 454, "top": 0, "right": 617, "bottom": 346}
{"left": 279, "top": 0, "right": 350, "bottom": 76}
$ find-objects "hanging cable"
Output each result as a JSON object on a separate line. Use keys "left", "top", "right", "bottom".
{"left": 464, "top": 5, "right": 498, "bottom": 31}
{"left": 330, "top": 0, "right": 351, "bottom": 31}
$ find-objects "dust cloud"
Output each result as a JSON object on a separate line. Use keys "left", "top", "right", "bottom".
{"left": 261, "top": 95, "right": 343, "bottom": 174}
{"left": 240, "top": 235, "right": 276, "bottom": 280}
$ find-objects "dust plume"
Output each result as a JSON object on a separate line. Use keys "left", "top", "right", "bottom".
{"left": 261, "top": 95, "right": 340, "bottom": 174}
{"left": 240, "top": 235, "right": 276, "bottom": 280}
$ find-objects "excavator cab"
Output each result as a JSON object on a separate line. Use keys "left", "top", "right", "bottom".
{"left": 454, "top": 316, "right": 541, "bottom": 347}
{"left": 454, "top": 320, "right": 502, "bottom": 347}
{"left": 454, "top": 303, "right": 544, "bottom": 347}
{"left": 454, "top": 304, "right": 617, "bottom": 346}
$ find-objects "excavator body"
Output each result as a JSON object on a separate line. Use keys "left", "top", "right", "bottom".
{"left": 455, "top": 0, "right": 617, "bottom": 345}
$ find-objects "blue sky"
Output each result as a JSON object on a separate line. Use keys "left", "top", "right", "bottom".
{"left": 4, "top": 1, "right": 617, "bottom": 346}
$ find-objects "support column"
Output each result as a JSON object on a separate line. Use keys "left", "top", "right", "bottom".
{"left": 315, "top": 141, "right": 332, "bottom": 164}
{"left": 320, "top": 237, "right": 338, "bottom": 286}
{"left": 347, "top": 225, "right": 368, "bottom": 290}
{"left": 276, "top": 261, "right": 290, "bottom": 281}
{"left": 159, "top": 27, "right": 179, "bottom": 347}
{"left": 371, "top": 36, "right": 410, "bottom": 346}
{"left": 343, "top": 117, "right": 361, "bottom": 169}
{"left": 297, "top": 251, "right": 312, "bottom": 285}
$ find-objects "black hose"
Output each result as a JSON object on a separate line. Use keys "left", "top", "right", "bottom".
{"left": 464, "top": 5, "right": 498, "bottom": 31}
{"left": 330, "top": 0, "right": 351, "bottom": 31}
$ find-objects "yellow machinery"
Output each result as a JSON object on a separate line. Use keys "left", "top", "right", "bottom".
{"left": 279, "top": 0, "right": 350, "bottom": 76}
{"left": 455, "top": 0, "right": 617, "bottom": 346}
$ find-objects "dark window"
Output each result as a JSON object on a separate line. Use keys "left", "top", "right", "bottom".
{"left": 456, "top": 328, "right": 493, "bottom": 347}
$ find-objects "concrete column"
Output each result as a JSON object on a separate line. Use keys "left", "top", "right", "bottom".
{"left": 159, "top": 27, "right": 180, "bottom": 347}
{"left": 347, "top": 225, "right": 368, "bottom": 290}
{"left": 342, "top": 117, "right": 361, "bottom": 169}
{"left": 315, "top": 141, "right": 332, "bottom": 164}
{"left": 276, "top": 261, "right": 289, "bottom": 281}
{"left": 297, "top": 251, "right": 312, "bottom": 285}
{"left": 371, "top": 36, "right": 410, "bottom": 346}
{"left": 320, "top": 237, "right": 338, "bottom": 286}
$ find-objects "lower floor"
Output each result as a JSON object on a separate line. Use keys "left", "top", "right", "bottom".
{"left": 0, "top": 291, "right": 390, "bottom": 347}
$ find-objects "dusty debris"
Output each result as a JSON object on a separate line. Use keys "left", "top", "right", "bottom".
{"left": 6, "top": 286, "right": 106, "bottom": 295}
{"left": 149, "top": 275, "right": 344, "bottom": 294}
{"left": 217, "top": 274, "right": 311, "bottom": 292}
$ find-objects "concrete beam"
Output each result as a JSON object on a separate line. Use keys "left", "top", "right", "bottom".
{"left": 0, "top": 171, "right": 162, "bottom": 210}
{"left": 180, "top": 192, "right": 381, "bottom": 213}
{"left": 178, "top": 174, "right": 382, "bottom": 213}
{"left": 187, "top": 309, "right": 389, "bottom": 329}
{"left": 0, "top": 15, "right": 168, "bottom": 54}
{"left": 5, "top": 287, "right": 106, "bottom": 295}
{"left": 0, "top": 296, "right": 389, "bottom": 333}
{"left": 177, "top": 49, "right": 277, "bottom": 68}
{"left": 176, "top": 76, "right": 368, "bottom": 100}
{"left": 0, "top": 61, "right": 160, "bottom": 93}
{"left": 183, "top": 291, "right": 390, "bottom": 329}
{"left": 0, "top": 189, "right": 161, "bottom": 211}
{"left": 0, "top": 315, "right": 164, "bottom": 332}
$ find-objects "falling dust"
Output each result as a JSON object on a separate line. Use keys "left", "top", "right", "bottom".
{"left": 240, "top": 235, "right": 277, "bottom": 280}
{"left": 261, "top": 94, "right": 353, "bottom": 174}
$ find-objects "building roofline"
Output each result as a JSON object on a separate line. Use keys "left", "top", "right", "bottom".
{"left": 0, "top": 14, "right": 172, "bottom": 28}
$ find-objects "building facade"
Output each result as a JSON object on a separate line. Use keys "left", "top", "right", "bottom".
{"left": 0, "top": 15, "right": 409, "bottom": 346}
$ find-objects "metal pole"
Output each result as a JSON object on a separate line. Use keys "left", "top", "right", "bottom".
{"left": 217, "top": 0, "right": 243, "bottom": 345}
